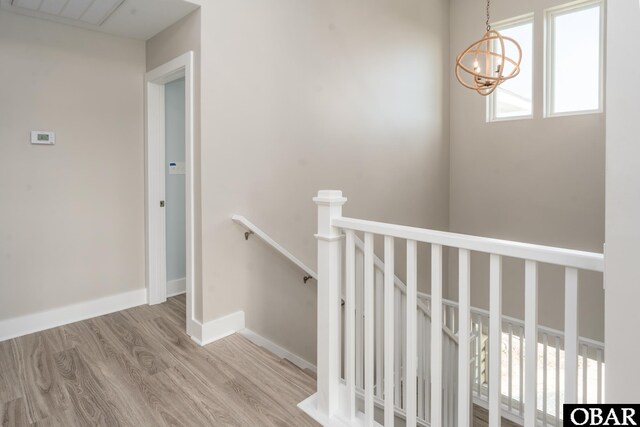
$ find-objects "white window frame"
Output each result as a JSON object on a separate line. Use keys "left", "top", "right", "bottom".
{"left": 487, "top": 13, "right": 535, "bottom": 123}
{"left": 544, "top": 0, "right": 605, "bottom": 118}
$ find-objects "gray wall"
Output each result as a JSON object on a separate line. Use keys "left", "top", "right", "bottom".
{"left": 165, "top": 78, "right": 186, "bottom": 282}
{"left": 604, "top": 0, "right": 640, "bottom": 402}
{"left": 448, "top": 0, "right": 605, "bottom": 341}
{"left": 146, "top": 9, "right": 202, "bottom": 321}
{"left": 0, "top": 11, "right": 146, "bottom": 319}
{"left": 194, "top": 0, "right": 451, "bottom": 363}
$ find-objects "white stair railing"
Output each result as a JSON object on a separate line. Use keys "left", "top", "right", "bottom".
{"left": 233, "top": 213, "right": 458, "bottom": 425}
{"left": 300, "top": 190, "right": 605, "bottom": 427}
{"left": 420, "top": 294, "right": 605, "bottom": 426}
{"left": 350, "top": 234, "right": 459, "bottom": 427}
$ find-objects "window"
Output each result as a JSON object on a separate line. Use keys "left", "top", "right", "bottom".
{"left": 488, "top": 16, "right": 534, "bottom": 122}
{"left": 546, "top": 0, "right": 603, "bottom": 116}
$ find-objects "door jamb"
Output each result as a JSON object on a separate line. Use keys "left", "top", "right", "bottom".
{"left": 145, "top": 51, "right": 196, "bottom": 336}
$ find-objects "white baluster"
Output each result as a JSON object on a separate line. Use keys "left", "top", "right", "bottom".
{"left": 376, "top": 268, "right": 384, "bottom": 399}
{"left": 384, "top": 236, "right": 395, "bottom": 426}
{"left": 473, "top": 320, "right": 478, "bottom": 398}
{"left": 555, "top": 336, "right": 561, "bottom": 426}
{"left": 345, "top": 230, "right": 356, "bottom": 420}
{"left": 444, "top": 339, "right": 449, "bottom": 426}
{"left": 524, "top": 260, "right": 538, "bottom": 427}
{"left": 426, "top": 312, "right": 431, "bottom": 421}
{"left": 451, "top": 305, "right": 457, "bottom": 334}
{"left": 489, "top": 254, "right": 502, "bottom": 427}
{"left": 356, "top": 250, "right": 364, "bottom": 389}
{"left": 406, "top": 240, "right": 418, "bottom": 427}
{"left": 431, "top": 244, "right": 443, "bottom": 427}
{"left": 519, "top": 326, "right": 524, "bottom": 416}
{"left": 364, "top": 232, "right": 375, "bottom": 426}
{"left": 508, "top": 323, "right": 513, "bottom": 413}
{"left": 401, "top": 292, "right": 407, "bottom": 410}
{"left": 418, "top": 313, "right": 424, "bottom": 421}
{"left": 477, "top": 315, "right": 484, "bottom": 397}
{"left": 458, "top": 248, "right": 471, "bottom": 427}
{"left": 395, "top": 287, "right": 402, "bottom": 406}
{"left": 596, "top": 348, "right": 603, "bottom": 404}
{"left": 443, "top": 306, "right": 447, "bottom": 329}
{"left": 543, "top": 333, "right": 548, "bottom": 425}
{"left": 313, "top": 190, "right": 347, "bottom": 417}
{"left": 582, "top": 344, "right": 588, "bottom": 403}
{"left": 564, "top": 267, "right": 579, "bottom": 405}
{"left": 449, "top": 338, "right": 455, "bottom": 426}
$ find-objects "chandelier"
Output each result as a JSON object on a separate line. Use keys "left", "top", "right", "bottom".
{"left": 455, "top": 0, "right": 522, "bottom": 96}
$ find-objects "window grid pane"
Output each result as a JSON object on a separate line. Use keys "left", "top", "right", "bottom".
{"left": 490, "top": 20, "right": 533, "bottom": 121}
{"left": 550, "top": 4, "right": 601, "bottom": 115}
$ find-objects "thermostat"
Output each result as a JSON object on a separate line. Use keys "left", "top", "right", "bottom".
{"left": 31, "top": 131, "right": 55, "bottom": 145}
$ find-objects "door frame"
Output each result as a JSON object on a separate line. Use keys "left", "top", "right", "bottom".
{"left": 145, "top": 51, "right": 195, "bottom": 336}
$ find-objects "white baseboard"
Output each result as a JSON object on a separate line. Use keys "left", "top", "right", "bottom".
{"left": 239, "top": 328, "right": 316, "bottom": 374}
{"left": 167, "top": 277, "right": 186, "bottom": 297}
{"left": 298, "top": 392, "right": 367, "bottom": 427}
{"left": 191, "top": 310, "right": 245, "bottom": 346}
{"left": 0, "top": 288, "right": 147, "bottom": 342}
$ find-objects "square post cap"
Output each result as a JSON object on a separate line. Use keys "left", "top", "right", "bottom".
{"left": 313, "top": 190, "right": 348, "bottom": 206}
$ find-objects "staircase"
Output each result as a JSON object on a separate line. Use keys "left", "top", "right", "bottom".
{"left": 300, "top": 190, "right": 605, "bottom": 427}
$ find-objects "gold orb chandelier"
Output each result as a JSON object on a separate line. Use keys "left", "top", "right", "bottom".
{"left": 455, "top": 0, "right": 522, "bottom": 96}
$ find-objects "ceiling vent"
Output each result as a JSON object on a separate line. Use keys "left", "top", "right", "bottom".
{"left": 10, "top": 0, "right": 125, "bottom": 26}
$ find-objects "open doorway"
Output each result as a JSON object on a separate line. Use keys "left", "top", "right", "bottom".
{"left": 165, "top": 78, "right": 186, "bottom": 299}
{"left": 145, "top": 52, "right": 195, "bottom": 337}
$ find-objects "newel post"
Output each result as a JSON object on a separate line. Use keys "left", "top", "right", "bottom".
{"left": 313, "top": 190, "right": 347, "bottom": 418}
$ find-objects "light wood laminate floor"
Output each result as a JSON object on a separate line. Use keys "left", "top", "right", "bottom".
{"left": 0, "top": 295, "right": 318, "bottom": 426}
{"left": 0, "top": 295, "right": 520, "bottom": 427}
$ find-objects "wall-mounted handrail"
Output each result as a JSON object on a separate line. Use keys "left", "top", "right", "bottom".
{"left": 232, "top": 215, "right": 317, "bottom": 281}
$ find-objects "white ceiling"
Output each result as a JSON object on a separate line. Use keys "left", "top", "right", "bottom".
{"left": 0, "top": 0, "right": 199, "bottom": 40}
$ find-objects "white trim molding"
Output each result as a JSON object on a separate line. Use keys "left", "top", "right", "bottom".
{"left": 0, "top": 289, "right": 147, "bottom": 342}
{"left": 299, "top": 391, "right": 369, "bottom": 427}
{"left": 544, "top": 0, "right": 605, "bottom": 118}
{"left": 191, "top": 311, "right": 245, "bottom": 347}
{"left": 145, "top": 51, "right": 196, "bottom": 338}
{"left": 239, "top": 329, "right": 317, "bottom": 374}
{"left": 167, "top": 278, "right": 186, "bottom": 297}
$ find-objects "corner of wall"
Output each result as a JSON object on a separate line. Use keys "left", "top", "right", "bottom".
{"left": 190, "top": 310, "right": 245, "bottom": 346}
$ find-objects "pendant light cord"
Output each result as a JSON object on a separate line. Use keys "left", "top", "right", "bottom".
{"left": 486, "top": 0, "right": 491, "bottom": 31}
